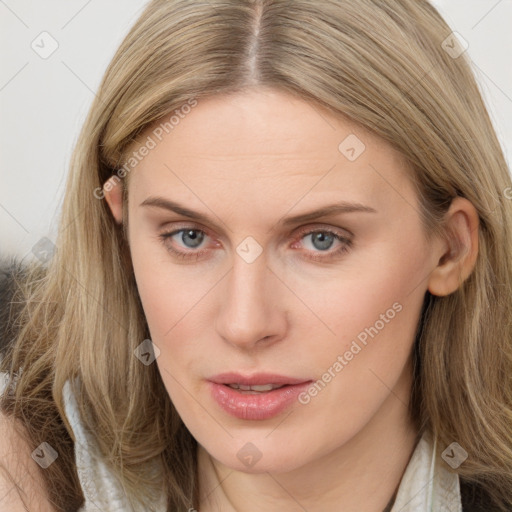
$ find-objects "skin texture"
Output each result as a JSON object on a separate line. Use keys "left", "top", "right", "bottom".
{"left": 104, "top": 87, "right": 479, "bottom": 511}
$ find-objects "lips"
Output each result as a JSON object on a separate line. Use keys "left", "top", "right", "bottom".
{"left": 208, "top": 372, "right": 313, "bottom": 420}
{"left": 208, "top": 372, "right": 311, "bottom": 387}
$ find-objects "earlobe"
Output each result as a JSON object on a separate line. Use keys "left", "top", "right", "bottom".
{"left": 103, "top": 176, "right": 124, "bottom": 224}
{"left": 427, "top": 197, "right": 479, "bottom": 297}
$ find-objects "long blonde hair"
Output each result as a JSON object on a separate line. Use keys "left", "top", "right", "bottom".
{"left": 2, "top": 0, "right": 512, "bottom": 510}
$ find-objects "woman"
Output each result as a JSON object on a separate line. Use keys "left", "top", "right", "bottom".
{"left": 1, "top": 0, "right": 511, "bottom": 510}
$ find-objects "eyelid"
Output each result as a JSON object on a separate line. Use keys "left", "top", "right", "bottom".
{"left": 159, "top": 221, "right": 217, "bottom": 242}
{"left": 292, "top": 223, "right": 353, "bottom": 239}
{"left": 159, "top": 221, "right": 351, "bottom": 244}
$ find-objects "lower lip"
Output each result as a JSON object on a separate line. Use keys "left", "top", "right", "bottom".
{"left": 208, "top": 381, "right": 312, "bottom": 420}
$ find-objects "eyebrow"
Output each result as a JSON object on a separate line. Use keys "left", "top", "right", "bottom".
{"left": 139, "top": 196, "right": 377, "bottom": 230}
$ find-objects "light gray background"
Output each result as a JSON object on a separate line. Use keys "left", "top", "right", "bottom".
{"left": 1, "top": 0, "right": 511, "bottom": 260}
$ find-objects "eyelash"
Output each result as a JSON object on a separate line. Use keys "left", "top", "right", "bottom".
{"left": 157, "top": 225, "right": 352, "bottom": 262}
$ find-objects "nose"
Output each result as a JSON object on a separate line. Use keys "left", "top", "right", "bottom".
{"left": 214, "top": 251, "right": 287, "bottom": 351}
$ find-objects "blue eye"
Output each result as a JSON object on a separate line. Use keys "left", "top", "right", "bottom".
{"left": 304, "top": 231, "right": 336, "bottom": 251}
{"left": 159, "top": 228, "right": 209, "bottom": 260}
{"left": 296, "top": 229, "right": 352, "bottom": 261}
{"left": 175, "top": 229, "right": 205, "bottom": 249}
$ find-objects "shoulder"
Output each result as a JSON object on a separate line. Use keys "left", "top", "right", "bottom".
{"left": 0, "top": 257, "right": 58, "bottom": 510}
{"left": 0, "top": 410, "right": 57, "bottom": 511}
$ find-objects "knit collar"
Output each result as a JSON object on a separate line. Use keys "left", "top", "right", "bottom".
{"left": 390, "top": 429, "right": 461, "bottom": 511}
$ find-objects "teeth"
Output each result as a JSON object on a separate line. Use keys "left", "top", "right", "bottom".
{"left": 227, "top": 383, "right": 285, "bottom": 392}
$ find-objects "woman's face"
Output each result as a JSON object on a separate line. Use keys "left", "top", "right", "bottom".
{"left": 116, "top": 88, "right": 441, "bottom": 473}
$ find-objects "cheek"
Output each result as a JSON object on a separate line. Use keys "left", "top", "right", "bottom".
{"left": 130, "top": 248, "right": 209, "bottom": 404}
{"left": 129, "top": 234, "right": 222, "bottom": 402}
{"left": 300, "top": 230, "right": 428, "bottom": 348}
{"left": 292, "top": 232, "right": 426, "bottom": 389}
{"left": 128, "top": 225, "right": 210, "bottom": 339}
{"left": 296, "top": 235, "right": 428, "bottom": 414}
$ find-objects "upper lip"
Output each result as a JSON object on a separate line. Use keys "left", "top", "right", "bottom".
{"left": 208, "top": 372, "right": 312, "bottom": 386}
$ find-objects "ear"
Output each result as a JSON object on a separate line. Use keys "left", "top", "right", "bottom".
{"left": 427, "top": 197, "right": 479, "bottom": 296}
{"left": 103, "top": 176, "right": 124, "bottom": 224}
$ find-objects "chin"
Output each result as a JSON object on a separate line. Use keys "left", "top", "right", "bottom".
{"left": 201, "top": 435, "right": 312, "bottom": 475}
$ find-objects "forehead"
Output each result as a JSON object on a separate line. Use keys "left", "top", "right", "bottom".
{"left": 125, "top": 88, "right": 415, "bottom": 218}
{"left": 135, "top": 88, "right": 382, "bottom": 160}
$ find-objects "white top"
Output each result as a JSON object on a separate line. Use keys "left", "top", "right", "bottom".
{"left": 0, "top": 374, "right": 462, "bottom": 511}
